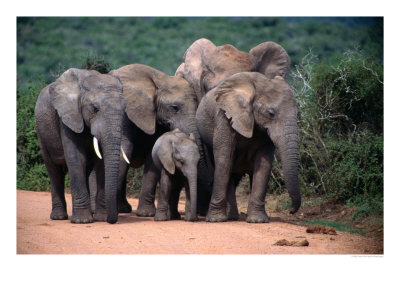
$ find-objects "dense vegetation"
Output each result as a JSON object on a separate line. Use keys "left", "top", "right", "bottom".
{"left": 17, "top": 17, "right": 383, "bottom": 219}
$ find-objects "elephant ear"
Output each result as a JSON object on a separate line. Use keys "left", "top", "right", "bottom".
{"left": 249, "top": 42, "right": 291, "bottom": 80}
{"left": 214, "top": 73, "right": 256, "bottom": 138}
{"left": 49, "top": 68, "right": 88, "bottom": 133}
{"left": 114, "top": 65, "right": 157, "bottom": 135}
{"left": 157, "top": 138, "right": 175, "bottom": 175}
{"left": 176, "top": 38, "right": 217, "bottom": 101}
{"left": 175, "top": 63, "right": 185, "bottom": 78}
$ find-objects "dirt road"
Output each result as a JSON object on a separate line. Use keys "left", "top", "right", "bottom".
{"left": 16, "top": 190, "right": 381, "bottom": 254}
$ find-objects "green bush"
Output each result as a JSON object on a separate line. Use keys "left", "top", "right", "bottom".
{"left": 126, "top": 167, "right": 144, "bottom": 196}
{"left": 17, "top": 78, "right": 51, "bottom": 190}
{"left": 289, "top": 50, "right": 383, "bottom": 217}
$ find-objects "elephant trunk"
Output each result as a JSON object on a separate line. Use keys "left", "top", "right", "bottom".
{"left": 102, "top": 113, "right": 123, "bottom": 224}
{"left": 187, "top": 173, "right": 198, "bottom": 221}
{"left": 274, "top": 120, "right": 301, "bottom": 214}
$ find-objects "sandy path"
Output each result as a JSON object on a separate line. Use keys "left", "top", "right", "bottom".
{"left": 16, "top": 190, "right": 380, "bottom": 254}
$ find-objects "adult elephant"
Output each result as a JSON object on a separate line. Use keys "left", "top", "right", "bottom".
{"left": 176, "top": 38, "right": 298, "bottom": 222}
{"left": 196, "top": 72, "right": 301, "bottom": 222}
{"left": 175, "top": 38, "right": 290, "bottom": 101}
{"left": 35, "top": 68, "right": 128, "bottom": 224}
{"left": 109, "top": 64, "right": 212, "bottom": 217}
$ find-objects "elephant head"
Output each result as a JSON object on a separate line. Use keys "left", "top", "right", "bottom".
{"left": 175, "top": 38, "right": 291, "bottom": 101}
{"left": 153, "top": 129, "right": 200, "bottom": 220}
{"left": 49, "top": 68, "right": 126, "bottom": 223}
{"left": 111, "top": 64, "right": 212, "bottom": 197}
{"left": 205, "top": 72, "right": 301, "bottom": 214}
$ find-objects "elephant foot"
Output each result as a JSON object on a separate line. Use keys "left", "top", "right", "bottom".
{"left": 136, "top": 202, "right": 156, "bottom": 217}
{"left": 93, "top": 208, "right": 108, "bottom": 222}
{"left": 118, "top": 199, "right": 132, "bottom": 213}
{"left": 206, "top": 209, "right": 228, "bottom": 222}
{"left": 71, "top": 207, "right": 94, "bottom": 224}
{"left": 184, "top": 213, "right": 198, "bottom": 222}
{"left": 154, "top": 210, "right": 170, "bottom": 221}
{"left": 246, "top": 211, "right": 269, "bottom": 223}
{"left": 50, "top": 207, "right": 68, "bottom": 220}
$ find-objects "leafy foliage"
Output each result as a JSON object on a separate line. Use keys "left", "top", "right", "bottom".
{"left": 289, "top": 50, "right": 383, "bottom": 218}
{"left": 17, "top": 78, "right": 50, "bottom": 190}
{"left": 17, "top": 17, "right": 382, "bottom": 87}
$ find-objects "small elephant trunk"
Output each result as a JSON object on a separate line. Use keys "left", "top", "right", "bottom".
{"left": 187, "top": 173, "right": 198, "bottom": 221}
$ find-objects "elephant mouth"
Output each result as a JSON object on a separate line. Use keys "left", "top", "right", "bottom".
{"left": 93, "top": 136, "right": 130, "bottom": 164}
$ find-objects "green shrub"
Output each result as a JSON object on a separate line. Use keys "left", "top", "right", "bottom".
{"left": 289, "top": 50, "right": 383, "bottom": 217}
{"left": 326, "top": 131, "right": 383, "bottom": 204}
{"left": 17, "top": 78, "right": 51, "bottom": 190}
{"left": 126, "top": 167, "right": 144, "bottom": 196}
{"left": 81, "top": 55, "right": 111, "bottom": 73}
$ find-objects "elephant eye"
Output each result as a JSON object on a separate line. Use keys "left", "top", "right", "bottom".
{"left": 170, "top": 104, "right": 180, "bottom": 113}
{"left": 267, "top": 109, "right": 275, "bottom": 119}
{"left": 93, "top": 104, "right": 100, "bottom": 113}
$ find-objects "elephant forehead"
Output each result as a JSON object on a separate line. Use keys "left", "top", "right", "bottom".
{"left": 161, "top": 81, "right": 196, "bottom": 103}
{"left": 82, "top": 74, "right": 122, "bottom": 91}
{"left": 176, "top": 142, "right": 200, "bottom": 159}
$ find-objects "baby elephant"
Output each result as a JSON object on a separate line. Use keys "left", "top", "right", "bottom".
{"left": 152, "top": 129, "right": 200, "bottom": 221}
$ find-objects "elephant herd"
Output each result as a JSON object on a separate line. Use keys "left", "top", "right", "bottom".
{"left": 35, "top": 38, "right": 301, "bottom": 224}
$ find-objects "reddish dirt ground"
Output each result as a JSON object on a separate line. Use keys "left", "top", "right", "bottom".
{"left": 17, "top": 190, "right": 382, "bottom": 254}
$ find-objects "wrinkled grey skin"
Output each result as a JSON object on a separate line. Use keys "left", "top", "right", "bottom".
{"left": 109, "top": 64, "right": 212, "bottom": 217}
{"left": 196, "top": 72, "right": 301, "bottom": 223}
{"left": 151, "top": 129, "right": 200, "bottom": 221}
{"left": 35, "top": 68, "right": 126, "bottom": 224}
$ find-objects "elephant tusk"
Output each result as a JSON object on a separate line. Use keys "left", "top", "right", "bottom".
{"left": 121, "top": 147, "right": 130, "bottom": 164}
{"left": 93, "top": 137, "right": 103, "bottom": 159}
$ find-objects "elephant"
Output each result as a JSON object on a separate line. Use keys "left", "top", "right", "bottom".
{"left": 175, "top": 38, "right": 290, "bottom": 101}
{"left": 35, "top": 68, "right": 129, "bottom": 224}
{"left": 151, "top": 129, "right": 200, "bottom": 221}
{"left": 108, "top": 64, "right": 213, "bottom": 217}
{"left": 196, "top": 71, "right": 301, "bottom": 222}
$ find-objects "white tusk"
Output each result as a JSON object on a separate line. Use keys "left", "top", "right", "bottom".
{"left": 121, "top": 147, "right": 130, "bottom": 164}
{"left": 93, "top": 137, "right": 103, "bottom": 159}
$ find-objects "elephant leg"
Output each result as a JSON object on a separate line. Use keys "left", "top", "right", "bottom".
{"left": 154, "top": 169, "right": 172, "bottom": 221}
{"left": 88, "top": 168, "right": 97, "bottom": 214}
{"left": 38, "top": 138, "right": 68, "bottom": 220}
{"left": 169, "top": 176, "right": 184, "bottom": 220}
{"left": 47, "top": 161, "right": 68, "bottom": 220}
{"left": 117, "top": 161, "right": 132, "bottom": 213}
{"left": 247, "top": 145, "right": 274, "bottom": 223}
{"left": 226, "top": 175, "right": 240, "bottom": 221}
{"left": 206, "top": 118, "right": 235, "bottom": 222}
{"left": 61, "top": 127, "right": 93, "bottom": 223}
{"left": 136, "top": 154, "right": 160, "bottom": 217}
{"left": 197, "top": 146, "right": 214, "bottom": 216}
